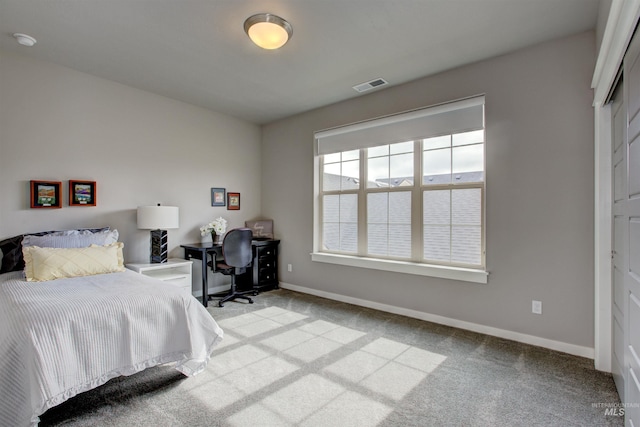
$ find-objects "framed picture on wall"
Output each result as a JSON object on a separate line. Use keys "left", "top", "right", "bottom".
{"left": 227, "top": 192, "right": 240, "bottom": 210}
{"left": 211, "top": 188, "right": 226, "bottom": 206}
{"left": 69, "top": 180, "right": 96, "bottom": 206}
{"left": 30, "top": 180, "right": 62, "bottom": 209}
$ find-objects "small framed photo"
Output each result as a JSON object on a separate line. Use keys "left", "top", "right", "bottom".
{"left": 69, "top": 180, "right": 96, "bottom": 206}
{"left": 30, "top": 180, "right": 62, "bottom": 209}
{"left": 211, "top": 188, "right": 226, "bottom": 206}
{"left": 227, "top": 192, "right": 240, "bottom": 210}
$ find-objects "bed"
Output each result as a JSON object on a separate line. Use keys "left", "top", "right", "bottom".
{"left": 0, "top": 228, "right": 224, "bottom": 426}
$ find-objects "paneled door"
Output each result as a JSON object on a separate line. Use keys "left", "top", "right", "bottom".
{"left": 611, "top": 81, "right": 626, "bottom": 402}
{"left": 623, "top": 27, "right": 640, "bottom": 425}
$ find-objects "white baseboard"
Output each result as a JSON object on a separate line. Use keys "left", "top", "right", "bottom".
{"left": 279, "top": 282, "right": 595, "bottom": 360}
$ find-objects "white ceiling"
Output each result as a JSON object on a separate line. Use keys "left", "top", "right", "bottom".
{"left": 0, "top": 0, "right": 600, "bottom": 125}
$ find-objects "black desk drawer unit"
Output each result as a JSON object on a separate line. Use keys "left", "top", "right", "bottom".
{"left": 257, "top": 246, "right": 277, "bottom": 284}
{"left": 238, "top": 240, "right": 280, "bottom": 293}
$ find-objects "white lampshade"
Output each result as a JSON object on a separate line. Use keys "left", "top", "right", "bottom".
{"left": 137, "top": 205, "right": 179, "bottom": 230}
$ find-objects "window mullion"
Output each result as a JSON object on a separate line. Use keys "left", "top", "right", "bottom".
{"left": 358, "top": 148, "right": 367, "bottom": 256}
{"left": 318, "top": 155, "right": 323, "bottom": 253}
{"left": 412, "top": 139, "right": 422, "bottom": 262}
{"left": 449, "top": 140, "right": 453, "bottom": 263}
{"left": 481, "top": 186, "right": 486, "bottom": 267}
{"left": 386, "top": 154, "right": 391, "bottom": 256}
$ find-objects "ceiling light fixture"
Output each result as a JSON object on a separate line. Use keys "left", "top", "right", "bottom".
{"left": 12, "top": 33, "right": 37, "bottom": 47}
{"left": 244, "top": 13, "right": 292, "bottom": 50}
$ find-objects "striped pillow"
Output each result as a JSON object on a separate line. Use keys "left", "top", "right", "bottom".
{"left": 22, "top": 229, "right": 118, "bottom": 248}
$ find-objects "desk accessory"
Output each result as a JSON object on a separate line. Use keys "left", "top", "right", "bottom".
{"left": 200, "top": 217, "right": 227, "bottom": 244}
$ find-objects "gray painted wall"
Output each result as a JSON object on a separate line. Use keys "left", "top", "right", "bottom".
{"left": 0, "top": 50, "right": 262, "bottom": 283}
{"left": 596, "top": 0, "right": 613, "bottom": 53}
{"left": 261, "top": 32, "right": 596, "bottom": 348}
{"left": 0, "top": 31, "right": 597, "bottom": 349}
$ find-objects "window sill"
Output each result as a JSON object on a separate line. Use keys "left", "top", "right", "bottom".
{"left": 310, "top": 252, "right": 488, "bottom": 284}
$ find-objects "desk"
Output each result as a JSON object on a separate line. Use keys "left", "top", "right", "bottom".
{"left": 181, "top": 240, "right": 280, "bottom": 307}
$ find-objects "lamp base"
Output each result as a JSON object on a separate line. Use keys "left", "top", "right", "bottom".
{"left": 150, "top": 229, "right": 168, "bottom": 263}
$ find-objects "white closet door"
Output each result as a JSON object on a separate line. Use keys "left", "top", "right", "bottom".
{"left": 611, "top": 81, "right": 626, "bottom": 401}
{"left": 624, "top": 26, "right": 640, "bottom": 426}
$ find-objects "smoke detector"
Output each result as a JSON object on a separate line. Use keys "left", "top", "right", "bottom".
{"left": 13, "top": 33, "right": 37, "bottom": 47}
{"left": 353, "top": 78, "right": 388, "bottom": 93}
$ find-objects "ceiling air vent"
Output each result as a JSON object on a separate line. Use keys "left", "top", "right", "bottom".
{"left": 353, "top": 78, "right": 389, "bottom": 93}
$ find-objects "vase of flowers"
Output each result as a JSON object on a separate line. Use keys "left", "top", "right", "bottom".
{"left": 200, "top": 217, "right": 227, "bottom": 245}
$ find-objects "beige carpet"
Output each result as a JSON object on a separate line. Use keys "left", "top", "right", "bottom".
{"left": 40, "top": 289, "right": 623, "bottom": 426}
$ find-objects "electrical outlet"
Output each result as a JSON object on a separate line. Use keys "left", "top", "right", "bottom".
{"left": 287, "top": 264, "right": 292, "bottom": 272}
{"left": 532, "top": 300, "right": 542, "bottom": 314}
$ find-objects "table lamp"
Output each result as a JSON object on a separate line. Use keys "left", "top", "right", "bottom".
{"left": 137, "top": 204, "right": 179, "bottom": 263}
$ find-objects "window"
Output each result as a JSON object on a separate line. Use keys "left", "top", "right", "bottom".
{"left": 313, "top": 96, "right": 487, "bottom": 283}
{"left": 422, "top": 130, "right": 484, "bottom": 266}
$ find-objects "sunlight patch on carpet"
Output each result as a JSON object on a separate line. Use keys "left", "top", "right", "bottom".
{"left": 215, "top": 307, "right": 444, "bottom": 424}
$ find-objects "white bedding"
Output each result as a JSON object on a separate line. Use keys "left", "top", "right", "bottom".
{"left": 0, "top": 269, "right": 224, "bottom": 426}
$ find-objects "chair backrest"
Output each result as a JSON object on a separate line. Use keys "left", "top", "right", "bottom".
{"left": 221, "top": 228, "right": 253, "bottom": 268}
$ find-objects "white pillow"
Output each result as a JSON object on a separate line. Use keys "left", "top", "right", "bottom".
{"left": 50, "top": 228, "right": 109, "bottom": 236}
{"left": 22, "top": 229, "right": 119, "bottom": 248}
{"left": 25, "top": 227, "right": 110, "bottom": 238}
{"left": 23, "top": 243, "right": 125, "bottom": 282}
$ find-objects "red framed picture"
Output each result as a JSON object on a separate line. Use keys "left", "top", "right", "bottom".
{"left": 227, "top": 192, "right": 240, "bottom": 210}
{"left": 30, "top": 180, "right": 62, "bottom": 209}
{"left": 69, "top": 180, "right": 96, "bottom": 206}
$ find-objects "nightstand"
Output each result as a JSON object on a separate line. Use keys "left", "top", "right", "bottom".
{"left": 126, "top": 259, "right": 193, "bottom": 297}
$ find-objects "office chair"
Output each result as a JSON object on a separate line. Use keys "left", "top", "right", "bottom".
{"left": 214, "top": 228, "right": 254, "bottom": 307}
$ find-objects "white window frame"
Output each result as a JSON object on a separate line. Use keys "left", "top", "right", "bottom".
{"left": 312, "top": 96, "right": 489, "bottom": 284}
